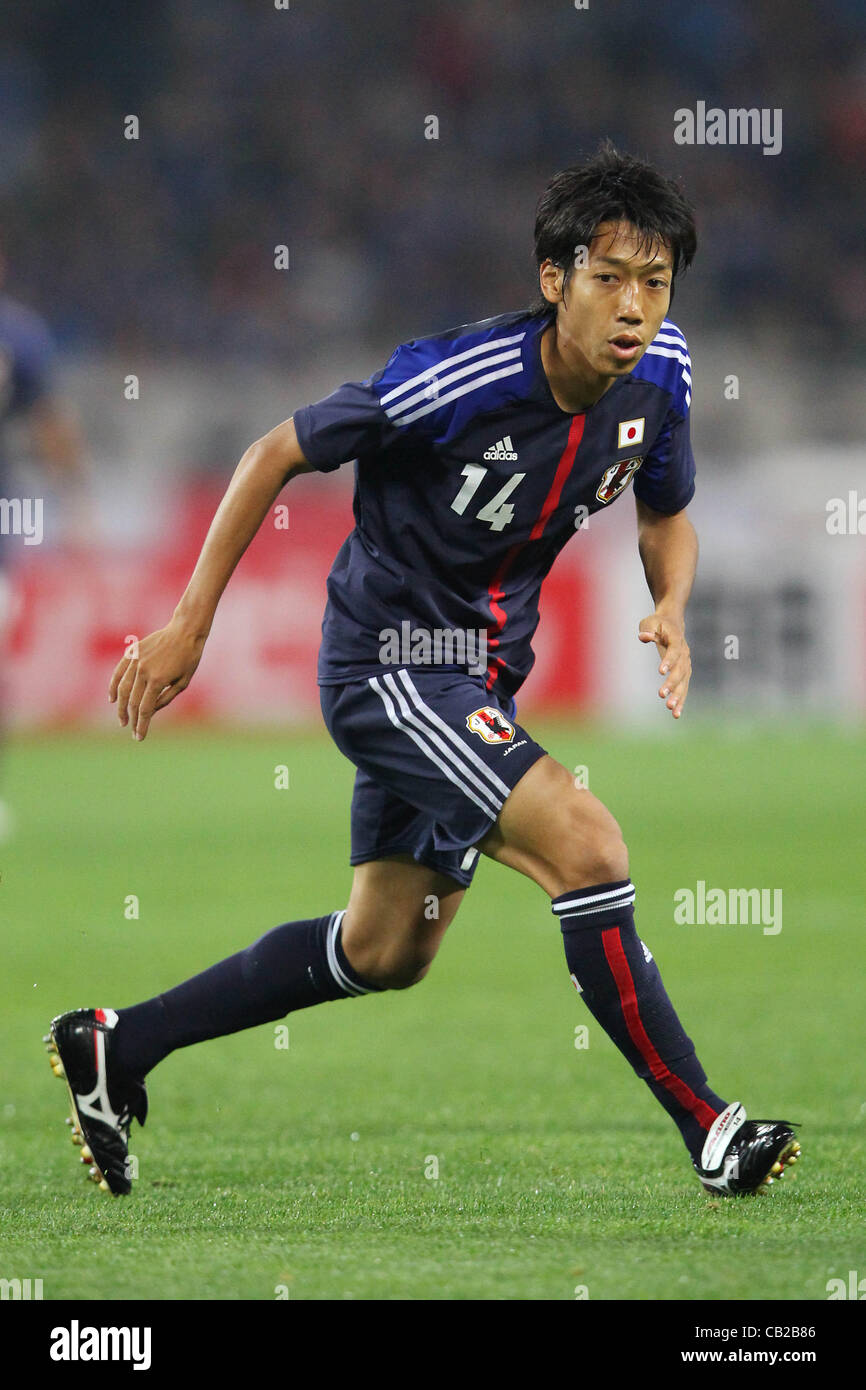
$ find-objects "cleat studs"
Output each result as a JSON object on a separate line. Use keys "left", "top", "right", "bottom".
{"left": 50, "top": 1060, "right": 65, "bottom": 1079}
{"left": 64, "top": 1116, "right": 73, "bottom": 1126}
{"left": 98, "top": 1179, "right": 110, "bottom": 1193}
{"left": 71, "top": 1133, "right": 83, "bottom": 1146}
{"left": 88, "top": 1167, "right": 100, "bottom": 1182}
{"left": 80, "top": 1145, "right": 93, "bottom": 1163}
{"left": 771, "top": 1161, "right": 783, "bottom": 1174}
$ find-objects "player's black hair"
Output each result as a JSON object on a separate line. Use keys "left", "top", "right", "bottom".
{"left": 529, "top": 141, "right": 697, "bottom": 315}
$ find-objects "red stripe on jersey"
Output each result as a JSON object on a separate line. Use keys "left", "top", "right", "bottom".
{"left": 484, "top": 415, "right": 585, "bottom": 690}
{"left": 601, "top": 926, "right": 719, "bottom": 1132}
{"left": 484, "top": 541, "right": 522, "bottom": 679}
{"left": 528, "top": 415, "right": 586, "bottom": 540}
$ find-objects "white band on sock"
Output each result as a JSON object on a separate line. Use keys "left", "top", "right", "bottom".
{"left": 552, "top": 882, "right": 636, "bottom": 918}
{"left": 325, "top": 910, "right": 377, "bottom": 996}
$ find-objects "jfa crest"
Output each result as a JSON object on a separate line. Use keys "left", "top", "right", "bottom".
{"left": 466, "top": 706, "right": 515, "bottom": 744}
{"left": 595, "top": 456, "right": 643, "bottom": 504}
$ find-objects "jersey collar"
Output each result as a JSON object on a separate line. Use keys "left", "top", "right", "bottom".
{"left": 525, "top": 312, "right": 628, "bottom": 419}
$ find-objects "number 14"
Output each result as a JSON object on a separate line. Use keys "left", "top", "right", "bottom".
{"left": 450, "top": 464, "right": 526, "bottom": 532}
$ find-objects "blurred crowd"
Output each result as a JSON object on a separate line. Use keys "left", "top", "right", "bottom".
{"left": 1, "top": 0, "right": 864, "bottom": 366}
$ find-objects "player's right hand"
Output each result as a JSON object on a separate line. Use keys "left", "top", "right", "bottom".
{"left": 109, "top": 619, "right": 207, "bottom": 742}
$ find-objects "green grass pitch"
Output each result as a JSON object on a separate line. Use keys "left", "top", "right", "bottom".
{"left": 0, "top": 720, "right": 864, "bottom": 1301}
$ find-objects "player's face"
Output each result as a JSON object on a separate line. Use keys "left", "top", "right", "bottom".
{"left": 540, "top": 220, "right": 673, "bottom": 380}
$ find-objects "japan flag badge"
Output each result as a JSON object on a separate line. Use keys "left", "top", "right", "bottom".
{"left": 617, "top": 418, "right": 645, "bottom": 449}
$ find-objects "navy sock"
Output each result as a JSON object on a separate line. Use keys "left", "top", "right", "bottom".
{"left": 553, "top": 881, "right": 727, "bottom": 1161}
{"left": 113, "top": 910, "right": 380, "bottom": 1077}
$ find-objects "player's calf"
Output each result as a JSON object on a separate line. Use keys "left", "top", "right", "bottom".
{"left": 340, "top": 857, "right": 464, "bottom": 989}
{"left": 482, "top": 756, "right": 735, "bottom": 1177}
{"left": 45, "top": 861, "right": 466, "bottom": 1194}
{"left": 485, "top": 756, "right": 802, "bottom": 1194}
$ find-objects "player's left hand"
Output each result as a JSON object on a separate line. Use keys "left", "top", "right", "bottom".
{"left": 638, "top": 612, "right": 691, "bottom": 719}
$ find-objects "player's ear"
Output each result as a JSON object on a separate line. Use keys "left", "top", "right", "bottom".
{"left": 539, "top": 259, "right": 565, "bottom": 305}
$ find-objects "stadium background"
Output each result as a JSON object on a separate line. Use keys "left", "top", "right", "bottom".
{"left": 1, "top": 1, "right": 865, "bottom": 1306}
{"left": 2, "top": 0, "right": 865, "bottom": 723}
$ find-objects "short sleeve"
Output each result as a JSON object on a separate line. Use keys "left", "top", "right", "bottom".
{"left": 633, "top": 406, "right": 696, "bottom": 515}
{"left": 292, "top": 372, "right": 394, "bottom": 473}
{"left": 292, "top": 331, "right": 439, "bottom": 472}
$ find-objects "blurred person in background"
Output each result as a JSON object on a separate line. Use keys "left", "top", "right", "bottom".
{"left": 0, "top": 245, "right": 88, "bottom": 840}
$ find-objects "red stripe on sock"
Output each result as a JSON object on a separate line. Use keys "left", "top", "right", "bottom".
{"left": 601, "top": 926, "right": 719, "bottom": 1132}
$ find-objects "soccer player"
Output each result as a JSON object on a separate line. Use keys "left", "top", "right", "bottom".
{"left": 47, "top": 145, "right": 800, "bottom": 1198}
{"left": 0, "top": 249, "right": 87, "bottom": 841}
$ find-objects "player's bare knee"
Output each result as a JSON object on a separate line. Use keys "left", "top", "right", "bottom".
{"left": 340, "top": 923, "right": 435, "bottom": 990}
{"left": 558, "top": 801, "right": 629, "bottom": 889}
{"left": 382, "top": 958, "right": 432, "bottom": 990}
{"left": 586, "top": 829, "right": 629, "bottom": 886}
{"left": 359, "top": 952, "right": 432, "bottom": 991}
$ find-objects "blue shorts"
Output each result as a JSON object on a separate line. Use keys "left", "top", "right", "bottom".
{"left": 320, "top": 667, "right": 547, "bottom": 888}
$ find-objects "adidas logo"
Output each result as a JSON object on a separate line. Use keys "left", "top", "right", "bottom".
{"left": 483, "top": 434, "right": 518, "bottom": 461}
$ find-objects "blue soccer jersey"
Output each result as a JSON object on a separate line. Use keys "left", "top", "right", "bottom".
{"left": 293, "top": 307, "right": 694, "bottom": 699}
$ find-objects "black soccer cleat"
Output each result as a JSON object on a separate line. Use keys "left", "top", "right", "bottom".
{"left": 45, "top": 1008, "right": 147, "bottom": 1196}
{"left": 693, "top": 1101, "right": 801, "bottom": 1196}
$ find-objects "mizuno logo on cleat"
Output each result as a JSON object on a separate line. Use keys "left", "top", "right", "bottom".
{"left": 74, "top": 1030, "right": 123, "bottom": 1129}
{"left": 700, "top": 1101, "right": 746, "bottom": 1173}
